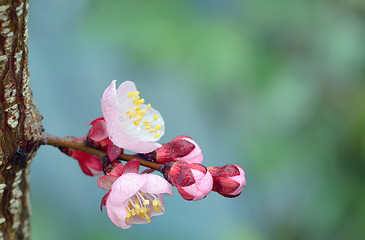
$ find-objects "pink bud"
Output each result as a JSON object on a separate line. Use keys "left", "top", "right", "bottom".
{"left": 88, "top": 117, "right": 108, "bottom": 142}
{"left": 208, "top": 164, "right": 246, "bottom": 198}
{"left": 163, "top": 162, "right": 212, "bottom": 201}
{"left": 61, "top": 147, "right": 103, "bottom": 176}
{"left": 152, "top": 136, "right": 203, "bottom": 164}
{"left": 88, "top": 117, "right": 123, "bottom": 162}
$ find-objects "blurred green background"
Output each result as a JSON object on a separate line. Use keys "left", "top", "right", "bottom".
{"left": 28, "top": 0, "right": 365, "bottom": 239}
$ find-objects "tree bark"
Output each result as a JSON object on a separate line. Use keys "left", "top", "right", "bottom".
{"left": 0, "top": 0, "right": 42, "bottom": 239}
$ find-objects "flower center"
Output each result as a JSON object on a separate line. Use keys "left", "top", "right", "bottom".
{"left": 125, "top": 91, "right": 162, "bottom": 138}
{"left": 125, "top": 191, "right": 163, "bottom": 223}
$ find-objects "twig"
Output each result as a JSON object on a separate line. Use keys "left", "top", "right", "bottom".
{"left": 40, "top": 132, "right": 163, "bottom": 171}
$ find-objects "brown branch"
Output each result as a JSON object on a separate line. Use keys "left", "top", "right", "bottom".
{"left": 40, "top": 133, "right": 163, "bottom": 171}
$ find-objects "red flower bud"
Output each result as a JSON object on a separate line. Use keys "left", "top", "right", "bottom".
{"left": 152, "top": 136, "right": 203, "bottom": 164}
{"left": 163, "top": 162, "right": 212, "bottom": 201}
{"left": 88, "top": 117, "right": 123, "bottom": 161}
{"left": 88, "top": 117, "right": 108, "bottom": 142}
{"left": 61, "top": 147, "right": 103, "bottom": 176}
{"left": 208, "top": 164, "right": 246, "bottom": 198}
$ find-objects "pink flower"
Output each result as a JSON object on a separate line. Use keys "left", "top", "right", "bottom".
{"left": 163, "top": 162, "right": 213, "bottom": 201}
{"left": 101, "top": 80, "right": 165, "bottom": 153}
{"left": 208, "top": 164, "right": 246, "bottom": 198}
{"left": 149, "top": 136, "right": 203, "bottom": 164}
{"left": 60, "top": 146, "right": 103, "bottom": 176}
{"left": 98, "top": 160, "right": 173, "bottom": 229}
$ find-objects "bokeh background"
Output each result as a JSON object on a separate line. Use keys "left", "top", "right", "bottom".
{"left": 28, "top": 0, "right": 365, "bottom": 239}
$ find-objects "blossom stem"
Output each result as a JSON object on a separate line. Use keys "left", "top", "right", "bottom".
{"left": 40, "top": 133, "right": 163, "bottom": 171}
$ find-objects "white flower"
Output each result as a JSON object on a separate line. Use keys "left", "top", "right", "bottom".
{"left": 101, "top": 80, "right": 165, "bottom": 153}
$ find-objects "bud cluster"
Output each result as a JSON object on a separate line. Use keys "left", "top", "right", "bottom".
{"left": 59, "top": 80, "right": 246, "bottom": 229}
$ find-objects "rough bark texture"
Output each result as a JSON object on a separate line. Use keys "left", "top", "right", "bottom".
{"left": 0, "top": 0, "right": 42, "bottom": 239}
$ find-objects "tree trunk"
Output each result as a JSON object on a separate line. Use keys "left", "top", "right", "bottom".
{"left": 0, "top": 0, "right": 42, "bottom": 239}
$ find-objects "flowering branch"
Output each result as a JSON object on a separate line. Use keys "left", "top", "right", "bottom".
{"left": 38, "top": 80, "right": 246, "bottom": 229}
{"left": 40, "top": 132, "right": 163, "bottom": 171}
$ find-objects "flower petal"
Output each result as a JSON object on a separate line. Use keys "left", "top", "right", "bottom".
{"left": 122, "top": 159, "right": 140, "bottom": 174}
{"left": 133, "top": 105, "right": 165, "bottom": 141}
{"left": 229, "top": 165, "right": 246, "bottom": 196}
{"left": 116, "top": 81, "right": 137, "bottom": 104}
{"left": 101, "top": 80, "right": 120, "bottom": 117}
{"left": 215, "top": 177, "right": 240, "bottom": 195}
{"left": 107, "top": 142, "right": 122, "bottom": 162}
{"left": 109, "top": 173, "right": 147, "bottom": 200}
{"left": 100, "top": 191, "right": 110, "bottom": 212}
{"left": 176, "top": 186, "right": 194, "bottom": 201}
{"left": 106, "top": 173, "right": 148, "bottom": 229}
{"left": 108, "top": 163, "right": 124, "bottom": 177}
{"left": 62, "top": 148, "right": 103, "bottom": 176}
{"left": 106, "top": 112, "right": 163, "bottom": 153}
{"left": 194, "top": 169, "right": 213, "bottom": 193}
{"left": 88, "top": 117, "right": 108, "bottom": 141}
{"left": 140, "top": 174, "right": 173, "bottom": 195}
{"left": 176, "top": 137, "right": 203, "bottom": 164}
{"left": 106, "top": 194, "right": 130, "bottom": 229}
{"left": 153, "top": 194, "right": 166, "bottom": 216}
{"left": 97, "top": 175, "right": 118, "bottom": 190}
{"left": 181, "top": 170, "right": 213, "bottom": 201}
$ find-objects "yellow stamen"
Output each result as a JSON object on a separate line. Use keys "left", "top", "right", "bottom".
{"left": 127, "top": 92, "right": 133, "bottom": 98}
{"left": 135, "top": 204, "right": 141, "bottom": 214}
{"left": 155, "top": 124, "right": 161, "bottom": 130}
{"left": 134, "top": 120, "right": 140, "bottom": 126}
{"left": 133, "top": 91, "right": 139, "bottom": 96}
{"left": 153, "top": 206, "right": 162, "bottom": 212}
{"left": 150, "top": 129, "right": 156, "bottom": 133}
{"left": 147, "top": 104, "right": 151, "bottom": 110}
{"left": 153, "top": 115, "right": 158, "bottom": 121}
{"left": 126, "top": 210, "right": 132, "bottom": 219}
{"left": 143, "top": 120, "right": 149, "bottom": 125}
{"left": 125, "top": 193, "right": 163, "bottom": 223}
{"left": 154, "top": 133, "right": 160, "bottom": 138}
{"left": 138, "top": 99, "right": 145, "bottom": 105}
{"left": 145, "top": 125, "right": 151, "bottom": 130}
